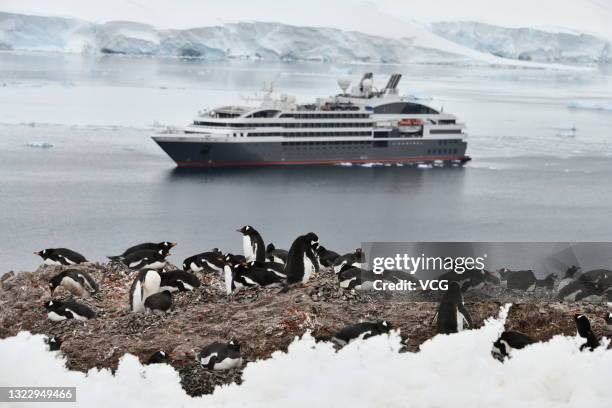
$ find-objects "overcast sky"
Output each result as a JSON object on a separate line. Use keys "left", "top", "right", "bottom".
{"left": 3, "top": 0, "right": 611, "bottom": 39}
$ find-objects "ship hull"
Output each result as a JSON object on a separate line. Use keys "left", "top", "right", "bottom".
{"left": 153, "top": 137, "right": 470, "bottom": 168}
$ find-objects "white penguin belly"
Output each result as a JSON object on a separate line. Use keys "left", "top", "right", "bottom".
{"left": 142, "top": 271, "right": 161, "bottom": 301}
{"left": 200, "top": 352, "right": 217, "bottom": 366}
{"left": 456, "top": 310, "right": 465, "bottom": 331}
{"left": 65, "top": 308, "right": 88, "bottom": 321}
{"left": 43, "top": 258, "right": 62, "bottom": 266}
{"left": 190, "top": 262, "right": 204, "bottom": 272}
{"left": 204, "top": 261, "right": 222, "bottom": 273}
{"left": 243, "top": 236, "right": 254, "bottom": 261}
{"left": 146, "top": 261, "right": 166, "bottom": 270}
{"left": 214, "top": 357, "right": 242, "bottom": 370}
{"left": 558, "top": 279, "right": 572, "bottom": 292}
{"left": 224, "top": 266, "right": 233, "bottom": 295}
{"left": 302, "top": 254, "right": 314, "bottom": 283}
{"left": 47, "top": 311, "right": 66, "bottom": 321}
{"left": 132, "top": 281, "right": 144, "bottom": 312}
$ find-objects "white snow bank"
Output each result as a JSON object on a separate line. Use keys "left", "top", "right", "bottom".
{"left": 1, "top": 306, "right": 611, "bottom": 407}
{"left": 567, "top": 101, "right": 612, "bottom": 112}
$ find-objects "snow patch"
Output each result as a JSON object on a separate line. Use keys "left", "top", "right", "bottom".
{"left": 1, "top": 306, "right": 611, "bottom": 407}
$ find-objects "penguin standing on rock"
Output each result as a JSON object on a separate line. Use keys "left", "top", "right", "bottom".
{"left": 492, "top": 331, "right": 536, "bottom": 361}
{"left": 144, "top": 290, "right": 173, "bottom": 314}
{"left": 266, "top": 244, "right": 288, "bottom": 264}
{"left": 238, "top": 225, "right": 266, "bottom": 262}
{"left": 282, "top": 232, "right": 319, "bottom": 291}
{"left": 432, "top": 281, "right": 473, "bottom": 334}
{"left": 574, "top": 314, "right": 600, "bottom": 351}
{"left": 122, "top": 249, "right": 169, "bottom": 271}
{"left": 159, "top": 270, "right": 201, "bottom": 292}
{"left": 330, "top": 321, "right": 392, "bottom": 346}
{"left": 34, "top": 248, "right": 88, "bottom": 266}
{"left": 198, "top": 340, "right": 243, "bottom": 370}
{"left": 129, "top": 270, "right": 161, "bottom": 312}
{"left": 49, "top": 269, "right": 99, "bottom": 298}
{"left": 44, "top": 299, "right": 95, "bottom": 321}
{"left": 317, "top": 246, "right": 340, "bottom": 267}
{"left": 108, "top": 241, "right": 176, "bottom": 261}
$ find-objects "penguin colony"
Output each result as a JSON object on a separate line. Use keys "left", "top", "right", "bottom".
{"left": 35, "top": 232, "right": 612, "bottom": 369}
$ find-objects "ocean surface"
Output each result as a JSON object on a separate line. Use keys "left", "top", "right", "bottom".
{"left": 1, "top": 53, "right": 611, "bottom": 273}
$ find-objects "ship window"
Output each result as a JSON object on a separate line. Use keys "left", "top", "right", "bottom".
{"left": 373, "top": 102, "right": 439, "bottom": 115}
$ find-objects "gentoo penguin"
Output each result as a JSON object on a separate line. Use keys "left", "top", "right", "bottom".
{"left": 225, "top": 253, "right": 247, "bottom": 265}
{"left": 283, "top": 232, "right": 319, "bottom": 289}
{"left": 224, "top": 261, "right": 284, "bottom": 294}
{"left": 605, "top": 304, "right": 612, "bottom": 331}
{"left": 338, "top": 266, "right": 408, "bottom": 290}
{"left": 44, "top": 299, "right": 95, "bottom": 321}
{"left": 330, "top": 321, "right": 392, "bottom": 346}
{"left": 332, "top": 248, "right": 364, "bottom": 274}
{"left": 433, "top": 281, "right": 473, "bottom": 334}
{"left": 182, "top": 249, "right": 225, "bottom": 273}
{"left": 144, "top": 291, "right": 172, "bottom": 313}
{"left": 237, "top": 225, "right": 266, "bottom": 262}
{"left": 129, "top": 269, "right": 161, "bottom": 312}
{"left": 558, "top": 266, "right": 580, "bottom": 292}
{"left": 49, "top": 269, "right": 99, "bottom": 298}
{"left": 506, "top": 270, "right": 537, "bottom": 291}
{"left": 266, "top": 243, "right": 288, "bottom": 265}
{"left": 197, "top": 340, "right": 243, "bottom": 370}
{"left": 557, "top": 279, "right": 604, "bottom": 303}
{"left": 316, "top": 246, "right": 340, "bottom": 267}
{"left": 108, "top": 241, "right": 176, "bottom": 261}
{"left": 34, "top": 248, "right": 88, "bottom": 266}
{"left": 159, "top": 270, "right": 201, "bottom": 292}
{"left": 574, "top": 314, "right": 600, "bottom": 351}
{"left": 535, "top": 273, "right": 558, "bottom": 291}
{"left": 146, "top": 351, "right": 169, "bottom": 365}
{"left": 122, "top": 249, "right": 169, "bottom": 270}
{"left": 246, "top": 260, "right": 287, "bottom": 279}
{"left": 491, "top": 330, "right": 536, "bottom": 361}
{"left": 45, "top": 336, "right": 62, "bottom": 351}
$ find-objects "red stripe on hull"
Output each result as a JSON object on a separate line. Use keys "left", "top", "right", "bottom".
{"left": 175, "top": 156, "right": 471, "bottom": 168}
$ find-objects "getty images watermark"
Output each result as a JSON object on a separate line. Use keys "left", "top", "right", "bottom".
{"left": 358, "top": 242, "right": 488, "bottom": 291}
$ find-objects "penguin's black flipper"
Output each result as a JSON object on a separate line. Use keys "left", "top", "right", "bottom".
{"left": 206, "top": 356, "right": 217, "bottom": 370}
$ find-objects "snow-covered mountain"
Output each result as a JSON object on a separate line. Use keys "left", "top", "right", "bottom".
{"left": 432, "top": 21, "right": 611, "bottom": 64}
{"left": 0, "top": 11, "right": 610, "bottom": 66}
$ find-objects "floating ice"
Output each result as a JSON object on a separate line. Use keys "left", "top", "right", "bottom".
{"left": 26, "top": 141, "right": 53, "bottom": 148}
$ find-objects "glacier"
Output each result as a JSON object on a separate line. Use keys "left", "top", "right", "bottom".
{"left": 432, "top": 21, "right": 611, "bottom": 64}
{"left": 1, "top": 11, "right": 609, "bottom": 66}
{"left": 0, "top": 306, "right": 611, "bottom": 408}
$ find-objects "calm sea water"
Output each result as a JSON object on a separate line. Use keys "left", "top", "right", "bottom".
{"left": 1, "top": 53, "right": 611, "bottom": 272}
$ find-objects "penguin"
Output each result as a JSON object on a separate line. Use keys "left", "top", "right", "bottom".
{"left": 266, "top": 243, "right": 288, "bottom": 264}
{"left": 432, "top": 281, "right": 473, "bottom": 334}
{"left": 316, "top": 245, "right": 340, "bottom": 267}
{"left": 197, "top": 340, "right": 243, "bottom": 370}
{"left": 605, "top": 304, "right": 612, "bottom": 331}
{"left": 225, "top": 253, "right": 247, "bottom": 265}
{"left": 557, "top": 279, "right": 604, "bottom": 302}
{"left": 108, "top": 241, "right": 176, "bottom": 261}
{"left": 182, "top": 249, "right": 225, "bottom": 273}
{"left": 246, "top": 260, "right": 287, "bottom": 279}
{"left": 283, "top": 232, "right": 319, "bottom": 289}
{"left": 332, "top": 248, "right": 364, "bottom": 274}
{"left": 535, "top": 273, "right": 557, "bottom": 291}
{"left": 48, "top": 269, "right": 99, "bottom": 298}
{"left": 491, "top": 330, "right": 536, "bottom": 361}
{"left": 237, "top": 225, "right": 266, "bottom": 262}
{"left": 337, "top": 266, "right": 408, "bottom": 290}
{"left": 45, "top": 336, "right": 62, "bottom": 351}
{"left": 122, "top": 249, "right": 169, "bottom": 270}
{"left": 574, "top": 314, "right": 600, "bottom": 351}
{"left": 34, "top": 248, "right": 88, "bottom": 266}
{"left": 129, "top": 269, "right": 161, "bottom": 312}
{"left": 44, "top": 299, "right": 95, "bottom": 321}
{"left": 557, "top": 265, "right": 580, "bottom": 292}
{"left": 146, "top": 351, "right": 169, "bottom": 365}
{"left": 159, "top": 270, "right": 201, "bottom": 292}
{"left": 224, "top": 261, "right": 284, "bottom": 294}
{"left": 330, "top": 321, "right": 392, "bottom": 346}
{"left": 144, "top": 291, "right": 172, "bottom": 313}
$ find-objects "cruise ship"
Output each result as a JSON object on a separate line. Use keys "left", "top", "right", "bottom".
{"left": 153, "top": 73, "right": 470, "bottom": 168}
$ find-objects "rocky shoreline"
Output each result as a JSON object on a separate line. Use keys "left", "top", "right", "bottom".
{"left": 0, "top": 263, "right": 609, "bottom": 397}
